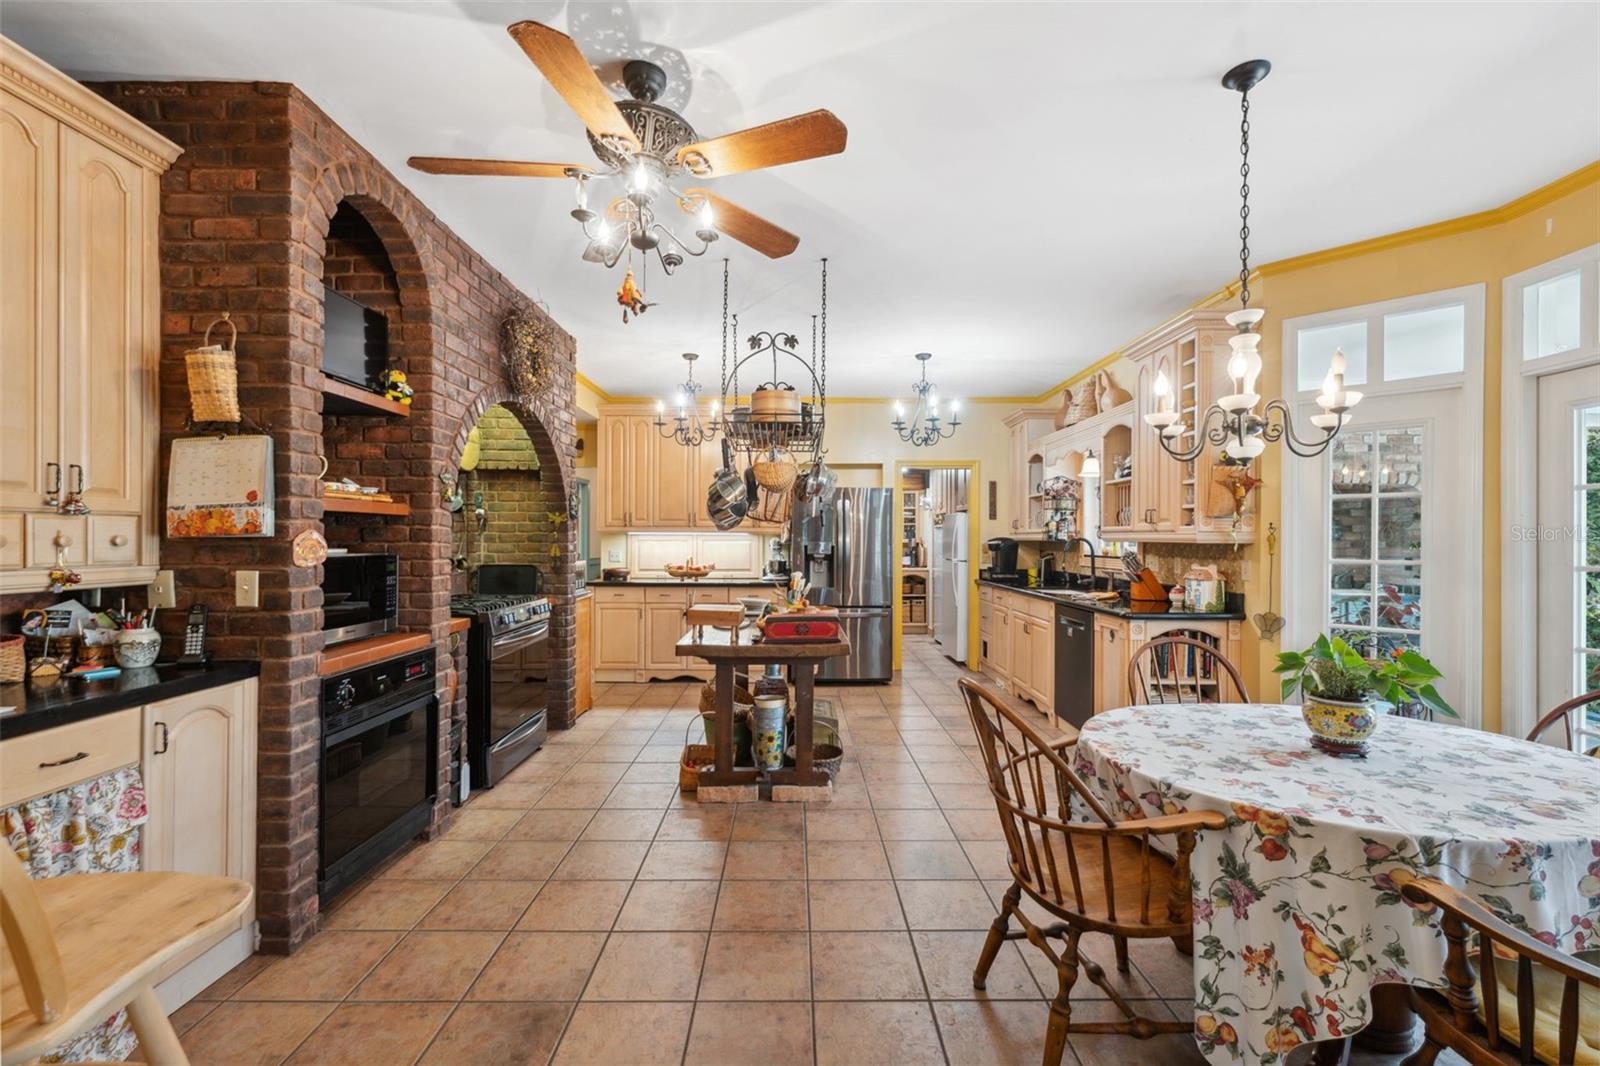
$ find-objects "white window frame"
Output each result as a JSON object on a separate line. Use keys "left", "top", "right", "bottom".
{"left": 1501, "top": 243, "right": 1600, "bottom": 740}
{"left": 1281, "top": 284, "right": 1485, "bottom": 729}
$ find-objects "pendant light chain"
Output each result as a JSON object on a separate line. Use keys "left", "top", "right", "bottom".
{"left": 719, "top": 258, "right": 729, "bottom": 401}
{"left": 818, "top": 258, "right": 828, "bottom": 416}
{"left": 1237, "top": 87, "right": 1253, "bottom": 309}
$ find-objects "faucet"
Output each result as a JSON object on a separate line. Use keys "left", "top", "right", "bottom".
{"left": 1061, "top": 537, "right": 1098, "bottom": 590}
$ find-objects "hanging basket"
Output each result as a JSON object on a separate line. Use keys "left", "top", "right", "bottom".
{"left": 186, "top": 313, "right": 240, "bottom": 424}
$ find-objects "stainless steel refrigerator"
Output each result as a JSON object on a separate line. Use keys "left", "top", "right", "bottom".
{"left": 789, "top": 487, "right": 894, "bottom": 681}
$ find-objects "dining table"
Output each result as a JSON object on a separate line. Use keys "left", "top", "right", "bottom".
{"left": 1072, "top": 702, "right": 1600, "bottom": 1065}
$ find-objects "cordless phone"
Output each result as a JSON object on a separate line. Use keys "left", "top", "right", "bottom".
{"left": 178, "top": 604, "right": 210, "bottom": 665}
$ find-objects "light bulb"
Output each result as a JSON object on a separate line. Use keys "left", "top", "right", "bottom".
{"left": 894, "top": 401, "right": 903, "bottom": 417}
{"left": 596, "top": 220, "right": 611, "bottom": 244}
{"left": 1227, "top": 350, "right": 1247, "bottom": 386}
{"left": 1080, "top": 451, "right": 1101, "bottom": 479}
{"left": 656, "top": 400, "right": 664, "bottom": 414}
{"left": 631, "top": 165, "right": 649, "bottom": 193}
{"left": 573, "top": 179, "right": 588, "bottom": 209}
{"left": 699, "top": 202, "right": 714, "bottom": 230}
{"left": 1154, "top": 370, "right": 1171, "bottom": 398}
{"left": 1321, "top": 370, "right": 1338, "bottom": 403}
{"left": 711, "top": 400, "right": 720, "bottom": 415}
{"left": 950, "top": 400, "right": 961, "bottom": 413}
{"left": 1330, "top": 348, "right": 1347, "bottom": 377}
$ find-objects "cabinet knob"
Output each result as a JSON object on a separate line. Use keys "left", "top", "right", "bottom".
{"left": 53, "top": 531, "right": 73, "bottom": 549}
{"left": 110, "top": 534, "right": 128, "bottom": 547}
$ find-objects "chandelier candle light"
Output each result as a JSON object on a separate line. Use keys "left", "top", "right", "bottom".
{"left": 890, "top": 352, "right": 961, "bottom": 447}
{"left": 1145, "top": 59, "right": 1360, "bottom": 464}
{"left": 655, "top": 352, "right": 719, "bottom": 448}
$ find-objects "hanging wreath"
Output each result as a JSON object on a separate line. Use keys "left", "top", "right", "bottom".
{"left": 500, "top": 308, "right": 556, "bottom": 401}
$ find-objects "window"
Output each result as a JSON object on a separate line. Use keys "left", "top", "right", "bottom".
{"left": 1327, "top": 426, "right": 1425, "bottom": 659}
{"left": 1524, "top": 270, "right": 1583, "bottom": 361}
{"left": 1297, "top": 321, "right": 1368, "bottom": 391}
{"left": 1384, "top": 304, "right": 1465, "bottom": 380}
{"left": 1291, "top": 285, "right": 1480, "bottom": 396}
{"left": 1578, "top": 403, "right": 1599, "bottom": 715}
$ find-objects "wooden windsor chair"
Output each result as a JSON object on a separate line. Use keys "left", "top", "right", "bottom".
{"left": 1126, "top": 634, "right": 1250, "bottom": 705}
{"left": 1400, "top": 878, "right": 1600, "bottom": 1065}
{"left": 958, "top": 676, "right": 1227, "bottom": 1066}
{"left": 0, "top": 843, "right": 251, "bottom": 1065}
{"left": 1524, "top": 689, "right": 1600, "bottom": 756}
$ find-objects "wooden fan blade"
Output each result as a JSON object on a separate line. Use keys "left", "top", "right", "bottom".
{"left": 507, "top": 21, "right": 639, "bottom": 150}
{"left": 677, "top": 109, "right": 846, "bottom": 177}
{"left": 685, "top": 189, "right": 799, "bottom": 258}
{"left": 407, "top": 157, "right": 587, "bottom": 178}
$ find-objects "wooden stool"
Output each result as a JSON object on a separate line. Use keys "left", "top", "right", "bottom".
{"left": 0, "top": 844, "right": 252, "bottom": 1065}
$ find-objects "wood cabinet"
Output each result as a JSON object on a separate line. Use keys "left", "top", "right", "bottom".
{"left": 592, "top": 583, "right": 773, "bottom": 682}
{"left": 593, "top": 590, "right": 645, "bottom": 673}
{"left": 0, "top": 41, "right": 179, "bottom": 592}
{"left": 1002, "top": 409, "right": 1059, "bottom": 537}
{"left": 1093, "top": 615, "right": 1129, "bottom": 715}
{"left": 574, "top": 594, "right": 593, "bottom": 717}
{"left": 599, "top": 404, "right": 735, "bottom": 530}
{"left": 978, "top": 586, "right": 1055, "bottom": 717}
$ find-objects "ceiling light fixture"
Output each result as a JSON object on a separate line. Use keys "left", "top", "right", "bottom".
{"left": 655, "top": 352, "right": 718, "bottom": 447}
{"left": 890, "top": 353, "right": 961, "bottom": 447}
{"left": 1145, "top": 59, "right": 1359, "bottom": 464}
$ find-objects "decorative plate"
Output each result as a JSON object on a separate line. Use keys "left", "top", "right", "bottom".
{"left": 292, "top": 529, "right": 329, "bottom": 568}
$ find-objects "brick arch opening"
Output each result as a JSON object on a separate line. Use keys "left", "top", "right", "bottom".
{"left": 451, "top": 390, "right": 578, "bottom": 731}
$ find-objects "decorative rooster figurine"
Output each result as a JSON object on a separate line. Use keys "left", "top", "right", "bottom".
{"left": 616, "top": 267, "right": 653, "bottom": 322}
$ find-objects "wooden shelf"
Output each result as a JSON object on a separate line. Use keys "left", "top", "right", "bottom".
{"left": 1103, "top": 476, "right": 1132, "bottom": 487}
{"left": 321, "top": 374, "right": 411, "bottom": 418}
{"left": 320, "top": 630, "right": 431, "bottom": 676}
{"left": 324, "top": 497, "right": 410, "bottom": 517}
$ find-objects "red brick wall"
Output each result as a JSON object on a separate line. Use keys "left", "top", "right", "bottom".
{"left": 93, "top": 80, "right": 580, "bottom": 954}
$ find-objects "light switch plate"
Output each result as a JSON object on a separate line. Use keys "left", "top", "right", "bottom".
{"left": 235, "top": 570, "right": 260, "bottom": 608}
{"left": 607, "top": 549, "right": 622, "bottom": 562}
{"left": 149, "top": 569, "right": 176, "bottom": 609}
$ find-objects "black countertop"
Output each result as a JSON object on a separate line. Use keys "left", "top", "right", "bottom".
{"left": 979, "top": 578, "right": 1245, "bottom": 621}
{"left": 592, "top": 577, "right": 787, "bottom": 588}
{"left": 0, "top": 660, "right": 260, "bottom": 740}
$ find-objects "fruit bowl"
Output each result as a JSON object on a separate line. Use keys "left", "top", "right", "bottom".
{"left": 665, "top": 563, "right": 715, "bottom": 580}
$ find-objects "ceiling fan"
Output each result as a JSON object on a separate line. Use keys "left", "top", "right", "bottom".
{"left": 409, "top": 20, "right": 847, "bottom": 276}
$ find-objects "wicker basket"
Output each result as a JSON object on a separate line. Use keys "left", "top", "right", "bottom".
{"left": 679, "top": 715, "right": 716, "bottom": 790}
{"left": 0, "top": 636, "right": 23, "bottom": 684}
{"left": 186, "top": 313, "right": 240, "bottom": 423}
{"left": 698, "top": 679, "right": 755, "bottom": 718}
{"left": 785, "top": 742, "right": 845, "bottom": 781}
{"left": 752, "top": 448, "right": 798, "bottom": 493}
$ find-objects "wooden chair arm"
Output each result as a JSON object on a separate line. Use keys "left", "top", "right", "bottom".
{"left": 1019, "top": 807, "right": 1229, "bottom": 839}
{"left": 1401, "top": 879, "right": 1600, "bottom": 985}
{"left": 1046, "top": 733, "right": 1079, "bottom": 752}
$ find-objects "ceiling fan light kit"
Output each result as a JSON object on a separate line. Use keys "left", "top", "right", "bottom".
{"left": 408, "top": 20, "right": 845, "bottom": 311}
{"left": 1144, "top": 58, "right": 1360, "bottom": 466}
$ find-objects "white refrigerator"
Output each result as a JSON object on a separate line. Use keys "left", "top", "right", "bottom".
{"left": 932, "top": 514, "right": 968, "bottom": 662}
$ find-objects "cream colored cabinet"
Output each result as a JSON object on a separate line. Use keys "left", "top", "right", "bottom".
{"left": 140, "top": 677, "right": 258, "bottom": 1004}
{"left": 1093, "top": 615, "right": 1128, "bottom": 715}
{"left": 0, "top": 41, "right": 178, "bottom": 592}
{"left": 649, "top": 425, "right": 695, "bottom": 528}
{"left": 598, "top": 404, "right": 720, "bottom": 530}
{"left": 593, "top": 590, "right": 646, "bottom": 673}
{"left": 990, "top": 602, "right": 1013, "bottom": 685}
{"left": 574, "top": 594, "right": 593, "bottom": 717}
{"left": 1002, "top": 409, "right": 1058, "bottom": 537}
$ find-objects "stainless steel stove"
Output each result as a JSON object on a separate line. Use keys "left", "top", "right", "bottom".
{"left": 450, "top": 591, "right": 550, "bottom": 790}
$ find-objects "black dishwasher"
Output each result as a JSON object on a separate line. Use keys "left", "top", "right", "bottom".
{"left": 1053, "top": 605, "right": 1094, "bottom": 728}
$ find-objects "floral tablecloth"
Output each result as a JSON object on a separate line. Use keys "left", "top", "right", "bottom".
{"left": 1073, "top": 703, "right": 1600, "bottom": 1065}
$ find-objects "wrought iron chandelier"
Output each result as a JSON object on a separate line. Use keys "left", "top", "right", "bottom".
{"left": 890, "top": 353, "right": 961, "bottom": 447}
{"left": 570, "top": 161, "right": 718, "bottom": 276}
{"left": 655, "top": 352, "right": 719, "bottom": 447}
{"left": 1144, "top": 59, "right": 1360, "bottom": 464}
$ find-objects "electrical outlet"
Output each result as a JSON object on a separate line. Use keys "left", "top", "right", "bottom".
{"left": 148, "top": 569, "right": 177, "bottom": 609}
{"left": 235, "top": 570, "right": 260, "bottom": 608}
{"left": 607, "top": 549, "right": 622, "bottom": 563}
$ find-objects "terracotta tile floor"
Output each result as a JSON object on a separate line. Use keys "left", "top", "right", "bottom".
{"left": 174, "top": 637, "right": 1457, "bottom": 1065}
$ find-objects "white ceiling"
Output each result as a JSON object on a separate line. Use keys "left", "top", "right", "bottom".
{"left": 7, "top": 1, "right": 1596, "bottom": 400}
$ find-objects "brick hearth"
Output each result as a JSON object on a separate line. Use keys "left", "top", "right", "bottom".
{"left": 92, "top": 79, "right": 580, "bottom": 954}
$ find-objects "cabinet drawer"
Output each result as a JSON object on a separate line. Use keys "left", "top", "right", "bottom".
{"left": 1, "top": 707, "right": 142, "bottom": 807}
{"left": 645, "top": 587, "right": 689, "bottom": 604}
{"left": 24, "top": 514, "right": 86, "bottom": 569}
{"left": 593, "top": 587, "right": 644, "bottom": 603}
{"left": 88, "top": 514, "right": 140, "bottom": 565}
{"left": 687, "top": 587, "right": 730, "bottom": 605}
{"left": 0, "top": 513, "right": 23, "bottom": 570}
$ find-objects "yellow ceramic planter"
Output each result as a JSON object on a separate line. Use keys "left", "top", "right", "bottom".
{"left": 1301, "top": 694, "right": 1379, "bottom": 757}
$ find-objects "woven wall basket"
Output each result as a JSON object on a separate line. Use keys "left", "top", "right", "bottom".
{"left": 186, "top": 313, "right": 240, "bottom": 423}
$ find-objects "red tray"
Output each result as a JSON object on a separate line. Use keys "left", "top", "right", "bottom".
{"left": 761, "top": 613, "right": 842, "bottom": 643}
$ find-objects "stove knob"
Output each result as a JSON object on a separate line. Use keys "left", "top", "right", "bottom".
{"left": 333, "top": 679, "right": 356, "bottom": 709}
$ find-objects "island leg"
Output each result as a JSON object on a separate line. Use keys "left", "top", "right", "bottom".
{"left": 794, "top": 662, "right": 815, "bottom": 780}
{"left": 715, "top": 661, "right": 734, "bottom": 775}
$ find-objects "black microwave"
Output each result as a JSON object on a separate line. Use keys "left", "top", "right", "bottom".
{"left": 320, "top": 552, "right": 398, "bottom": 645}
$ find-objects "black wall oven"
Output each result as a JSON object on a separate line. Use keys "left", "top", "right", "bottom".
{"left": 319, "top": 649, "right": 436, "bottom": 902}
{"left": 320, "top": 552, "right": 398, "bottom": 646}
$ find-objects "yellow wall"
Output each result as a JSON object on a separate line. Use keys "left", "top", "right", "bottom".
{"left": 1226, "top": 167, "right": 1600, "bottom": 729}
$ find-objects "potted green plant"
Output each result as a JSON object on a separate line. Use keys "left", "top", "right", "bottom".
{"left": 1274, "top": 635, "right": 1456, "bottom": 755}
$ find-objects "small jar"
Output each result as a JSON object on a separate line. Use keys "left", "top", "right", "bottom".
{"left": 114, "top": 628, "right": 162, "bottom": 669}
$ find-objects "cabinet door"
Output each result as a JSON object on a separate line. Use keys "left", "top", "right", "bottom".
{"left": 594, "top": 601, "right": 644, "bottom": 670}
{"left": 574, "top": 596, "right": 594, "bottom": 715}
{"left": 1094, "top": 618, "right": 1128, "bottom": 715}
{"left": 645, "top": 602, "right": 688, "bottom": 671}
{"left": 0, "top": 90, "right": 59, "bottom": 513}
{"left": 1030, "top": 613, "right": 1053, "bottom": 709}
{"left": 993, "top": 606, "right": 1013, "bottom": 682}
{"left": 627, "top": 416, "right": 654, "bottom": 527}
{"left": 648, "top": 429, "right": 695, "bottom": 528}
{"left": 694, "top": 534, "right": 759, "bottom": 575}
{"left": 143, "top": 679, "right": 256, "bottom": 883}
{"left": 600, "top": 416, "right": 632, "bottom": 528}
{"left": 59, "top": 127, "right": 147, "bottom": 515}
{"left": 1009, "top": 425, "right": 1029, "bottom": 533}
{"left": 691, "top": 433, "right": 723, "bottom": 528}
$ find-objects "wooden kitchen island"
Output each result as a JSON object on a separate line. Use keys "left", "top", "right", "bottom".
{"left": 676, "top": 627, "right": 849, "bottom": 797}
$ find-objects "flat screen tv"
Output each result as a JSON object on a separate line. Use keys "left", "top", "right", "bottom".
{"left": 322, "top": 289, "right": 388, "bottom": 389}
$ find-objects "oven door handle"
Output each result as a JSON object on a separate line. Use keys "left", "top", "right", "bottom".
{"left": 324, "top": 694, "right": 436, "bottom": 749}
{"left": 491, "top": 623, "right": 549, "bottom": 656}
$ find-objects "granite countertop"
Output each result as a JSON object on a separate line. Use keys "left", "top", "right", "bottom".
{"left": 593, "top": 577, "right": 787, "bottom": 588}
{"left": 978, "top": 578, "right": 1245, "bottom": 621}
{"left": 0, "top": 660, "right": 261, "bottom": 739}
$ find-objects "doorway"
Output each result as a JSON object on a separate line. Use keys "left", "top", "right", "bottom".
{"left": 894, "top": 461, "right": 980, "bottom": 670}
